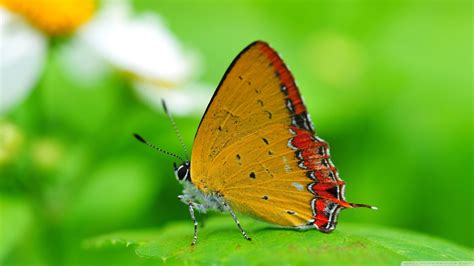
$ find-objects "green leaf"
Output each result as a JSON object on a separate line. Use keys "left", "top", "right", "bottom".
{"left": 85, "top": 216, "right": 473, "bottom": 265}
{"left": 65, "top": 156, "right": 158, "bottom": 232}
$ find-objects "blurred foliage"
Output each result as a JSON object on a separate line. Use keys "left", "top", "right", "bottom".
{"left": 85, "top": 217, "right": 474, "bottom": 265}
{"left": 1, "top": 0, "right": 472, "bottom": 265}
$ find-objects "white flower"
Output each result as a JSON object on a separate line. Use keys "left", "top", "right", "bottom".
{"left": 1, "top": 1, "right": 209, "bottom": 116}
{"left": 61, "top": 2, "right": 209, "bottom": 116}
{"left": 0, "top": 8, "right": 47, "bottom": 115}
{"left": 78, "top": 3, "right": 196, "bottom": 86}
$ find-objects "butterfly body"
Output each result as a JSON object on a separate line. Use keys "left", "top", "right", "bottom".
{"left": 140, "top": 41, "right": 375, "bottom": 245}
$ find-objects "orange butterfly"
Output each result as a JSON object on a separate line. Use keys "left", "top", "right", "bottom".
{"left": 135, "top": 41, "right": 375, "bottom": 245}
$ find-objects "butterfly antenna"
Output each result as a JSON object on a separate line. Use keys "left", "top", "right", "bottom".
{"left": 133, "top": 133, "right": 185, "bottom": 162}
{"left": 161, "top": 99, "right": 189, "bottom": 160}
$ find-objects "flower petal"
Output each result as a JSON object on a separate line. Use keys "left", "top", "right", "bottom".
{"left": 58, "top": 37, "right": 110, "bottom": 88}
{"left": 0, "top": 8, "right": 47, "bottom": 114}
{"left": 77, "top": 3, "right": 196, "bottom": 86}
{"left": 133, "top": 80, "right": 211, "bottom": 116}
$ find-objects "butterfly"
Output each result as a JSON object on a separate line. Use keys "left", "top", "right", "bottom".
{"left": 135, "top": 41, "right": 375, "bottom": 245}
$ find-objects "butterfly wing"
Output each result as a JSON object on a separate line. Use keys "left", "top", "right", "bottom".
{"left": 191, "top": 41, "right": 369, "bottom": 232}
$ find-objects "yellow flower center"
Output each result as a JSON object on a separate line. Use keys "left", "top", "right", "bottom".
{"left": 0, "top": 0, "right": 95, "bottom": 35}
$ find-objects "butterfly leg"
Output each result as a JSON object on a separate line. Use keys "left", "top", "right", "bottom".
{"left": 223, "top": 202, "right": 251, "bottom": 241}
{"left": 188, "top": 202, "right": 199, "bottom": 246}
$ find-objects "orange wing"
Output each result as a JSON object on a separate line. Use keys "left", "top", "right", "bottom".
{"left": 191, "top": 41, "right": 372, "bottom": 231}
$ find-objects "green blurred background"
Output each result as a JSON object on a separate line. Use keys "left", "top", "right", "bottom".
{"left": 1, "top": 0, "right": 472, "bottom": 265}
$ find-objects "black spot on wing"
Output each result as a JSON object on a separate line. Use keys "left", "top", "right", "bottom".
{"left": 265, "top": 111, "right": 272, "bottom": 119}
{"left": 326, "top": 186, "right": 339, "bottom": 199}
{"left": 306, "top": 171, "right": 316, "bottom": 180}
{"left": 321, "top": 159, "right": 328, "bottom": 167}
{"left": 318, "top": 146, "right": 325, "bottom": 155}
{"left": 292, "top": 112, "right": 314, "bottom": 131}
{"left": 328, "top": 171, "right": 335, "bottom": 180}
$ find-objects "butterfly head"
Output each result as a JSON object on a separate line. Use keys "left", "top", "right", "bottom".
{"left": 174, "top": 161, "right": 191, "bottom": 183}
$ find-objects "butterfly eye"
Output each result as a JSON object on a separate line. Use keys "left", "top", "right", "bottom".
{"left": 175, "top": 162, "right": 190, "bottom": 182}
